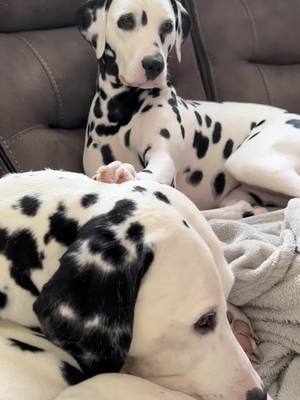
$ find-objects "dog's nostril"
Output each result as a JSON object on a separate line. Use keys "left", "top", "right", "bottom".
{"left": 246, "top": 388, "right": 267, "bottom": 400}
{"left": 142, "top": 54, "right": 165, "bottom": 81}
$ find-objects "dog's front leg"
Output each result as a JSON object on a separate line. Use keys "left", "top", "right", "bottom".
{"left": 94, "top": 149, "right": 177, "bottom": 186}
{"left": 137, "top": 148, "right": 177, "bottom": 186}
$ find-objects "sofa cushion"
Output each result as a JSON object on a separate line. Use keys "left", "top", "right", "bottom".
{"left": 0, "top": 27, "right": 96, "bottom": 173}
{"left": 169, "top": 36, "right": 206, "bottom": 100}
{"left": 0, "top": 0, "right": 86, "bottom": 32}
{"left": 190, "top": 0, "right": 300, "bottom": 112}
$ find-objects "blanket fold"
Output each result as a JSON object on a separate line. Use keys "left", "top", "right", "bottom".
{"left": 210, "top": 199, "right": 300, "bottom": 400}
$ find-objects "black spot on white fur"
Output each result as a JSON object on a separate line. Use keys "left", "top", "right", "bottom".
{"left": 180, "top": 125, "right": 185, "bottom": 139}
{"left": 183, "top": 220, "right": 190, "bottom": 228}
{"left": 126, "top": 222, "right": 144, "bottom": 242}
{"left": 223, "top": 139, "right": 234, "bottom": 159}
{"left": 9, "top": 338, "right": 44, "bottom": 353}
{"left": 193, "top": 131, "right": 209, "bottom": 159}
{"left": 212, "top": 122, "right": 222, "bottom": 144}
{"left": 18, "top": 195, "right": 41, "bottom": 217}
{"left": 94, "top": 97, "right": 103, "bottom": 119}
{"left": 142, "top": 104, "right": 153, "bottom": 113}
{"left": 46, "top": 203, "right": 79, "bottom": 247}
{"left": 160, "top": 129, "right": 170, "bottom": 139}
{"left": 61, "top": 362, "right": 85, "bottom": 386}
{"left": 4, "top": 229, "right": 42, "bottom": 296}
{"left": 286, "top": 119, "right": 300, "bottom": 129}
{"left": 124, "top": 129, "right": 131, "bottom": 148}
{"left": 194, "top": 111, "right": 202, "bottom": 126}
{"left": 101, "top": 144, "right": 115, "bottom": 165}
{"left": 168, "top": 94, "right": 181, "bottom": 124}
{"left": 188, "top": 170, "right": 203, "bottom": 187}
{"left": 248, "top": 131, "right": 261, "bottom": 141}
{"left": 142, "top": 11, "right": 148, "bottom": 26}
{"left": 243, "top": 211, "right": 254, "bottom": 218}
{"left": 81, "top": 194, "right": 99, "bottom": 208}
{"left": 0, "top": 291, "right": 7, "bottom": 309}
{"left": 0, "top": 228, "right": 8, "bottom": 251}
{"left": 132, "top": 186, "right": 147, "bottom": 193}
{"left": 214, "top": 172, "right": 226, "bottom": 196}
{"left": 154, "top": 191, "right": 170, "bottom": 204}
{"left": 205, "top": 115, "right": 212, "bottom": 128}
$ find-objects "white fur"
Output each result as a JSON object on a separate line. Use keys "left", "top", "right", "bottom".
{"left": 0, "top": 170, "right": 265, "bottom": 400}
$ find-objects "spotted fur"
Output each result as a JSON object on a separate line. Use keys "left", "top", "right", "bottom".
{"left": 0, "top": 169, "right": 266, "bottom": 400}
{"left": 79, "top": 0, "right": 300, "bottom": 216}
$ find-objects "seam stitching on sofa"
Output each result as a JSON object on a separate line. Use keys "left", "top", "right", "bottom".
{"left": 254, "top": 64, "right": 272, "bottom": 105}
{"left": 238, "top": 0, "right": 272, "bottom": 104}
{"left": 2, "top": 125, "right": 45, "bottom": 146}
{"left": 11, "top": 34, "right": 64, "bottom": 127}
{"left": 192, "top": 1, "right": 218, "bottom": 100}
{"left": 239, "top": 0, "right": 258, "bottom": 58}
{"left": 0, "top": 136, "right": 22, "bottom": 171}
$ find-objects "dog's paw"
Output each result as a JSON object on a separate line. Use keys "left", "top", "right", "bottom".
{"left": 93, "top": 161, "right": 137, "bottom": 184}
{"left": 227, "top": 304, "right": 264, "bottom": 364}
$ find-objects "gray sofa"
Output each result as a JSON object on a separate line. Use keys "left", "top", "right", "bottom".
{"left": 0, "top": 0, "right": 299, "bottom": 176}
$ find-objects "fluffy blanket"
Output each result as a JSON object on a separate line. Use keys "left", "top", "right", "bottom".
{"left": 210, "top": 199, "right": 300, "bottom": 400}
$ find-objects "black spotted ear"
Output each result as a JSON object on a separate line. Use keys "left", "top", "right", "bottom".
{"left": 33, "top": 205, "right": 154, "bottom": 377}
{"left": 75, "top": 0, "right": 110, "bottom": 60}
{"left": 171, "top": 0, "right": 191, "bottom": 62}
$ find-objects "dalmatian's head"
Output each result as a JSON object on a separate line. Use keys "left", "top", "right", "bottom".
{"left": 76, "top": 0, "right": 191, "bottom": 89}
{"left": 34, "top": 193, "right": 266, "bottom": 400}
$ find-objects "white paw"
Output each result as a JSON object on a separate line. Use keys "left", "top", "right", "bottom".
{"left": 93, "top": 161, "right": 137, "bottom": 184}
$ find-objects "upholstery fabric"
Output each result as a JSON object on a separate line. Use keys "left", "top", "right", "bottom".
{"left": 0, "top": 0, "right": 206, "bottom": 176}
{"left": 0, "top": 26, "right": 96, "bottom": 174}
{"left": 191, "top": 0, "right": 300, "bottom": 112}
{"left": 0, "top": 0, "right": 85, "bottom": 32}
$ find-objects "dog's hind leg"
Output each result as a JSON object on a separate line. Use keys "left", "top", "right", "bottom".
{"left": 226, "top": 113, "right": 300, "bottom": 198}
{"left": 202, "top": 184, "right": 289, "bottom": 220}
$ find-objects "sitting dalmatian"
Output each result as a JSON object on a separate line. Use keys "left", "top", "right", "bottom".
{"left": 78, "top": 0, "right": 300, "bottom": 219}
{"left": 0, "top": 170, "right": 268, "bottom": 400}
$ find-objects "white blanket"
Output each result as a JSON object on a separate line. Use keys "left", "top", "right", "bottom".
{"left": 210, "top": 199, "right": 300, "bottom": 400}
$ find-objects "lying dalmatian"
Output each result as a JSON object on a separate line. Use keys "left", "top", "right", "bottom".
{"left": 79, "top": 0, "right": 300, "bottom": 219}
{"left": 0, "top": 170, "right": 269, "bottom": 400}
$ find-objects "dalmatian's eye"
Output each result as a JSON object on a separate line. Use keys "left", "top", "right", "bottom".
{"left": 118, "top": 13, "right": 136, "bottom": 31}
{"left": 194, "top": 311, "right": 217, "bottom": 334}
{"left": 160, "top": 20, "right": 174, "bottom": 34}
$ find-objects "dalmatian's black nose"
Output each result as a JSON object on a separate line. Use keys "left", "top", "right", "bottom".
{"left": 246, "top": 388, "right": 267, "bottom": 400}
{"left": 142, "top": 54, "right": 165, "bottom": 80}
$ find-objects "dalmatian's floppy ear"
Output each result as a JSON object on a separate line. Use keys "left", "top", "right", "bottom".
{"left": 33, "top": 208, "right": 154, "bottom": 377}
{"left": 171, "top": 0, "right": 191, "bottom": 62}
{"left": 75, "top": 0, "right": 111, "bottom": 60}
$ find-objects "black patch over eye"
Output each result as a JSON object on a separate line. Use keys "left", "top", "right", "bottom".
{"left": 159, "top": 20, "right": 174, "bottom": 44}
{"left": 194, "top": 311, "right": 217, "bottom": 334}
{"left": 118, "top": 13, "right": 136, "bottom": 30}
{"left": 160, "top": 20, "right": 174, "bottom": 34}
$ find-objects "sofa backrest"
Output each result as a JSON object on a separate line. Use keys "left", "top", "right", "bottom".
{"left": 1, "top": 0, "right": 300, "bottom": 175}
{"left": 188, "top": 0, "right": 300, "bottom": 112}
{"left": 0, "top": 0, "right": 206, "bottom": 176}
